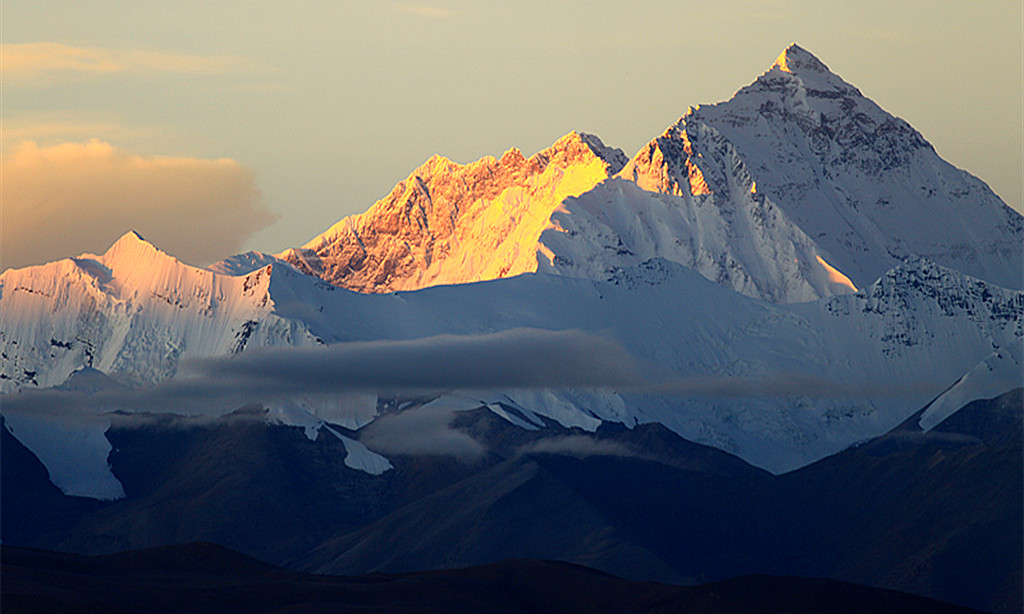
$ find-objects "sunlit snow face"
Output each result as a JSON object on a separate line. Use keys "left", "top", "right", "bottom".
{"left": 815, "top": 255, "right": 858, "bottom": 293}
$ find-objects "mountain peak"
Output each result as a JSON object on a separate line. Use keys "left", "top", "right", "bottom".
{"left": 549, "top": 130, "right": 593, "bottom": 149}
{"left": 101, "top": 230, "right": 166, "bottom": 263}
{"left": 751, "top": 43, "right": 860, "bottom": 99}
{"left": 689, "top": 44, "right": 1021, "bottom": 292}
{"left": 542, "top": 131, "right": 627, "bottom": 173}
{"left": 111, "top": 230, "right": 148, "bottom": 247}
{"left": 771, "top": 43, "right": 830, "bottom": 75}
{"left": 548, "top": 130, "right": 587, "bottom": 153}
{"left": 92, "top": 230, "right": 196, "bottom": 287}
{"left": 499, "top": 147, "right": 526, "bottom": 164}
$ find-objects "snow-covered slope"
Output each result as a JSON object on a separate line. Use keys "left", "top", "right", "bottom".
{"left": 539, "top": 174, "right": 855, "bottom": 303}
{"left": 685, "top": 44, "right": 1023, "bottom": 291}
{"left": 0, "top": 231, "right": 322, "bottom": 392}
{"left": 279, "top": 132, "right": 627, "bottom": 293}
{"left": 916, "top": 351, "right": 1019, "bottom": 432}
{"left": 1, "top": 367, "right": 129, "bottom": 499}
{"left": 207, "top": 251, "right": 292, "bottom": 276}
{"left": 596, "top": 115, "right": 858, "bottom": 303}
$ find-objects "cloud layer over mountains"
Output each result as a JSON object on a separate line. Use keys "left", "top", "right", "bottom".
{"left": 2, "top": 329, "right": 644, "bottom": 419}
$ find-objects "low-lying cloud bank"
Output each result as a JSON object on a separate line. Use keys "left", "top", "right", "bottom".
{"left": 3, "top": 139, "right": 276, "bottom": 270}
{"left": 0, "top": 329, "right": 643, "bottom": 418}
{"left": 359, "top": 399, "right": 488, "bottom": 462}
{"left": 0, "top": 327, "right": 932, "bottom": 424}
{"left": 1, "top": 328, "right": 948, "bottom": 466}
{"left": 189, "top": 328, "right": 646, "bottom": 394}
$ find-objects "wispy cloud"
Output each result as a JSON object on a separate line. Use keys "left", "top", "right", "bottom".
{"left": 0, "top": 329, "right": 641, "bottom": 461}
{"left": 360, "top": 400, "right": 487, "bottom": 461}
{"left": 396, "top": 4, "right": 454, "bottom": 18}
{"left": 2, "top": 43, "right": 267, "bottom": 81}
{"left": 0, "top": 326, "right": 935, "bottom": 425}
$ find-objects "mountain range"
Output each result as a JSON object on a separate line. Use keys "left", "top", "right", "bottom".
{"left": 259, "top": 44, "right": 1020, "bottom": 301}
{"left": 1, "top": 44, "right": 1020, "bottom": 613}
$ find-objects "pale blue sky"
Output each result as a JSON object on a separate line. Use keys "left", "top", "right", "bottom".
{"left": 5, "top": 1, "right": 1022, "bottom": 268}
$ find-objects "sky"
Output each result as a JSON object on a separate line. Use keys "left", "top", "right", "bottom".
{"left": 4, "top": 0, "right": 1022, "bottom": 270}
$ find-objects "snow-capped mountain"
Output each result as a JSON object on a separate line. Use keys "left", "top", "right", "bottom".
{"left": 278, "top": 132, "right": 628, "bottom": 293}
{"left": 2, "top": 43, "right": 1020, "bottom": 614}
{"left": 1, "top": 44, "right": 1021, "bottom": 503}
{"left": 271, "top": 119, "right": 861, "bottom": 303}
{"left": 0, "top": 231, "right": 322, "bottom": 393}
{"left": 685, "top": 44, "right": 1022, "bottom": 291}
{"left": 263, "top": 44, "right": 1020, "bottom": 306}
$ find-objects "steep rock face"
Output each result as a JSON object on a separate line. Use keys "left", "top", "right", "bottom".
{"left": 689, "top": 44, "right": 1023, "bottom": 291}
{"left": 280, "top": 132, "right": 627, "bottom": 293}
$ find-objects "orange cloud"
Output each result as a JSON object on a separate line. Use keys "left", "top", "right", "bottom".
{"left": 2, "top": 140, "right": 277, "bottom": 270}
{"left": 2, "top": 43, "right": 265, "bottom": 81}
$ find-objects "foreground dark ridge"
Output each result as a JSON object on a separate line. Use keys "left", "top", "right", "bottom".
{"left": 1, "top": 543, "right": 985, "bottom": 614}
